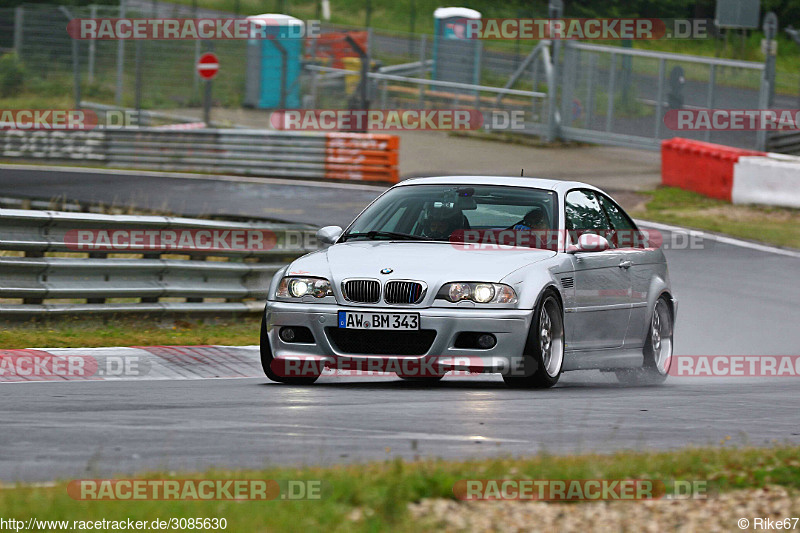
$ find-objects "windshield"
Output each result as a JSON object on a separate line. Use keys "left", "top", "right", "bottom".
{"left": 342, "top": 184, "right": 558, "bottom": 247}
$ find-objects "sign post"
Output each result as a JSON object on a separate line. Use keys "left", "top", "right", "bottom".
{"left": 197, "top": 52, "right": 219, "bottom": 126}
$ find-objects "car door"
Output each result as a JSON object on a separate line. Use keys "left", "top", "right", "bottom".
{"left": 596, "top": 192, "right": 652, "bottom": 349}
{"left": 564, "top": 189, "right": 632, "bottom": 351}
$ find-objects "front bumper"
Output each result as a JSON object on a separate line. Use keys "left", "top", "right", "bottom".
{"left": 265, "top": 301, "right": 534, "bottom": 373}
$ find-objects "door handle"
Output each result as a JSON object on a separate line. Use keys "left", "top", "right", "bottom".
{"left": 619, "top": 260, "right": 632, "bottom": 269}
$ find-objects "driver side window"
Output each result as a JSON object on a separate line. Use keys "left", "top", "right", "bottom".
{"left": 565, "top": 190, "right": 611, "bottom": 246}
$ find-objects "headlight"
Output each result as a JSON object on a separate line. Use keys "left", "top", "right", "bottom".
{"left": 473, "top": 284, "right": 495, "bottom": 303}
{"left": 277, "top": 277, "right": 333, "bottom": 299}
{"left": 438, "top": 282, "right": 517, "bottom": 304}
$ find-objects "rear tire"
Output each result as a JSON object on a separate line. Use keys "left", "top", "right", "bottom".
{"left": 615, "top": 296, "right": 672, "bottom": 386}
{"left": 261, "top": 310, "right": 319, "bottom": 385}
{"left": 503, "top": 290, "right": 564, "bottom": 389}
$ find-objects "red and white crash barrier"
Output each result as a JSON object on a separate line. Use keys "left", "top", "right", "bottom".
{"left": 732, "top": 153, "right": 800, "bottom": 209}
{"left": 662, "top": 138, "right": 800, "bottom": 208}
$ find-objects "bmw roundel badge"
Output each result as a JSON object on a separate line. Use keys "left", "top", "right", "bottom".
{"left": 380, "top": 268, "right": 393, "bottom": 275}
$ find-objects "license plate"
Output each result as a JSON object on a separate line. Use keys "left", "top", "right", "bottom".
{"left": 338, "top": 311, "right": 419, "bottom": 330}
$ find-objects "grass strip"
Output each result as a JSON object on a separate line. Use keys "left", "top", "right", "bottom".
{"left": 1, "top": 446, "right": 798, "bottom": 531}
{"left": 0, "top": 316, "right": 262, "bottom": 349}
{"left": 633, "top": 187, "right": 800, "bottom": 250}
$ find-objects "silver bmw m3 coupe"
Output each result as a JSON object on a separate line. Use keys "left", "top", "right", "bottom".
{"left": 261, "top": 176, "right": 676, "bottom": 388}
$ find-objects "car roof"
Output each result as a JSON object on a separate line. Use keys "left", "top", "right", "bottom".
{"left": 394, "top": 175, "right": 602, "bottom": 195}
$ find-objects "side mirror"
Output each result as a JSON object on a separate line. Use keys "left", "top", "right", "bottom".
{"left": 316, "top": 225, "right": 343, "bottom": 245}
{"left": 568, "top": 233, "right": 611, "bottom": 253}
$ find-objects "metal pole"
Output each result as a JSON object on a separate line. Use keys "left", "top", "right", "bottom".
{"left": 72, "top": 35, "right": 81, "bottom": 108}
{"left": 704, "top": 64, "right": 716, "bottom": 142}
{"left": 60, "top": 7, "right": 81, "bottom": 108}
{"left": 345, "top": 34, "right": 369, "bottom": 112}
{"left": 88, "top": 4, "right": 97, "bottom": 84}
{"left": 135, "top": 40, "right": 143, "bottom": 123}
{"left": 13, "top": 7, "right": 23, "bottom": 60}
{"left": 203, "top": 43, "right": 215, "bottom": 126}
{"left": 409, "top": 0, "right": 416, "bottom": 58}
{"left": 560, "top": 45, "right": 575, "bottom": 129}
{"left": 310, "top": 67, "right": 318, "bottom": 108}
{"left": 654, "top": 58, "right": 665, "bottom": 141}
{"left": 605, "top": 53, "right": 616, "bottom": 133}
{"left": 586, "top": 54, "right": 596, "bottom": 128}
{"left": 786, "top": 27, "right": 800, "bottom": 108}
{"left": 541, "top": 43, "right": 557, "bottom": 142}
{"left": 762, "top": 12, "right": 778, "bottom": 109}
{"left": 116, "top": 0, "right": 126, "bottom": 106}
{"left": 418, "top": 35, "right": 426, "bottom": 107}
{"left": 193, "top": 0, "right": 199, "bottom": 96}
{"left": 203, "top": 79, "right": 212, "bottom": 126}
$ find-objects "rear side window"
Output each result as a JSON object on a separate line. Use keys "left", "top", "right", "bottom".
{"left": 597, "top": 194, "right": 644, "bottom": 248}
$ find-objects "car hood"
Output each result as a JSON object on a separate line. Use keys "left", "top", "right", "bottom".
{"left": 287, "top": 241, "right": 556, "bottom": 285}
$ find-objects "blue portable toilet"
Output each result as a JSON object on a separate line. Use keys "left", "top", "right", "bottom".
{"left": 244, "top": 14, "right": 304, "bottom": 109}
{"left": 432, "top": 7, "right": 481, "bottom": 87}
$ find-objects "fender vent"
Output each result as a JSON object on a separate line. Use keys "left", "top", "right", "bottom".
{"left": 560, "top": 276, "right": 574, "bottom": 289}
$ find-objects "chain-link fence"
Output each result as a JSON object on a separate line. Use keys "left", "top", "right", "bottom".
{"left": 559, "top": 42, "right": 767, "bottom": 150}
{"left": 0, "top": 3, "right": 784, "bottom": 151}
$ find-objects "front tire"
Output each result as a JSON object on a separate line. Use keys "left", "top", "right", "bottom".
{"left": 503, "top": 291, "right": 564, "bottom": 389}
{"left": 260, "top": 310, "right": 319, "bottom": 385}
{"left": 615, "top": 296, "right": 672, "bottom": 386}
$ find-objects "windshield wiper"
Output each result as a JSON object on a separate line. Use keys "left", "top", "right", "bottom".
{"left": 340, "top": 231, "right": 431, "bottom": 242}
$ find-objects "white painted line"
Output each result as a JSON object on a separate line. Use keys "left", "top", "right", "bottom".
{"left": 0, "top": 163, "right": 388, "bottom": 192}
{"left": 635, "top": 219, "right": 800, "bottom": 259}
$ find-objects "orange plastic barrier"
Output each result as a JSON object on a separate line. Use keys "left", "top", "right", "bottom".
{"left": 324, "top": 132, "right": 399, "bottom": 183}
{"left": 661, "top": 138, "right": 765, "bottom": 201}
{"left": 306, "top": 31, "right": 369, "bottom": 69}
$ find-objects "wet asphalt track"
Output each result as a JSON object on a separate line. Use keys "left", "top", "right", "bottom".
{"left": 1, "top": 167, "right": 799, "bottom": 482}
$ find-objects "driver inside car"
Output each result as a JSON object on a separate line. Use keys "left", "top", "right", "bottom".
{"left": 512, "top": 207, "right": 549, "bottom": 230}
{"left": 421, "top": 209, "right": 465, "bottom": 241}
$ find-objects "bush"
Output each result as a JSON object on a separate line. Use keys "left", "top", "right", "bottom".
{"left": 0, "top": 53, "right": 25, "bottom": 97}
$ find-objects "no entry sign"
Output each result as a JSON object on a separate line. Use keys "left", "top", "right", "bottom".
{"left": 197, "top": 52, "right": 219, "bottom": 80}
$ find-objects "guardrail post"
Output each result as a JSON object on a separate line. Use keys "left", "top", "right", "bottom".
{"left": 87, "top": 252, "right": 107, "bottom": 304}
{"left": 141, "top": 252, "right": 161, "bottom": 303}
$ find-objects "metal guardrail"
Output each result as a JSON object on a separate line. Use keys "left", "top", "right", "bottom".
{"left": 0, "top": 128, "right": 400, "bottom": 183}
{"left": 0, "top": 209, "right": 318, "bottom": 316}
{"left": 767, "top": 131, "right": 800, "bottom": 155}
